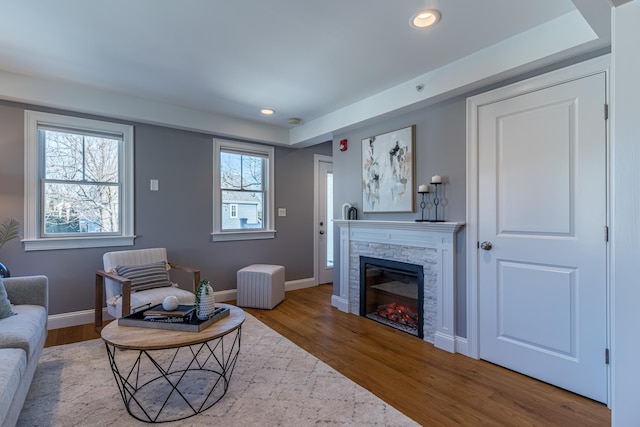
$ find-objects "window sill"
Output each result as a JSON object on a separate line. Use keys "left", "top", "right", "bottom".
{"left": 23, "top": 235, "right": 136, "bottom": 251}
{"left": 211, "top": 230, "right": 276, "bottom": 242}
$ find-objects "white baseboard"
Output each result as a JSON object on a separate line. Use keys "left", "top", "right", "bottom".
{"left": 48, "top": 277, "right": 318, "bottom": 329}
{"left": 285, "top": 277, "right": 316, "bottom": 291}
{"left": 48, "top": 308, "right": 112, "bottom": 330}
{"left": 434, "top": 332, "right": 456, "bottom": 353}
{"left": 455, "top": 336, "right": 469, "bottom": 356}
{"left": 331, "top": 295, "right": 349, "bottom": 312}
{"left": 214, "top": 289, "right": 237, "bottom": 302}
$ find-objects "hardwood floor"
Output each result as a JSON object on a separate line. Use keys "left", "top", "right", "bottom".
{"left": 46, "top": 284, "right": 610, "bottom": 426}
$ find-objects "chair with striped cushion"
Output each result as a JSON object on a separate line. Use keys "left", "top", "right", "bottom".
{"left": 94, "top": 248, "right": 200, "bottom": 330}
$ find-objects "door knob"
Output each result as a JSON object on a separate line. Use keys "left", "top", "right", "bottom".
{"left": 319, "top": 230, "right": 325, "bottom": 235}
{"left": 480, "top": 241, "right": 493, "bottom": 250}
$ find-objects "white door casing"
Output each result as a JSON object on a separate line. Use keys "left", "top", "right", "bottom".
{"left": 467, "top": 55, "right": 610, "bottom": 404}
{"left": 314, "top": 155, "right": 334, "bottom": 285}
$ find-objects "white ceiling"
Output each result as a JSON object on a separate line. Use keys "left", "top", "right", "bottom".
{"left": 0, "top": 1, "right": 611, "bottom": 146}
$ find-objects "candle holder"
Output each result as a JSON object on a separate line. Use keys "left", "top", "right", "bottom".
{"left": 415, "top": 190, "right": 430, "bottom": 222}
{"left": 429, "top": 182, "right": 444, "bottom": 222}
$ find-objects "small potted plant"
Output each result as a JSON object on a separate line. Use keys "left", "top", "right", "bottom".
{"left": 0, "top": 218, "right": 20, "bottom": 278}
{"left": 195, "top": 279, "right": 216, "bottom": 320}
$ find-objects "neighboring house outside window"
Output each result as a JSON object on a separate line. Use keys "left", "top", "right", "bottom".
{"left": 222, "top": 200, "right": 260, "bottom": 229}
{"left": 213, "top": 139, "right": 275, "bottom": 241}
{"left": 23, "top": 111, "right": 134, "bottom": 251}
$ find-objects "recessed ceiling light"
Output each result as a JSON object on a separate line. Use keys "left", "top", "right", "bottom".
{"left": 411, "top": 9, "right": 441, "bottom": 28}
{"left": 260, "top": 108, "right": 275, "bottom": 115}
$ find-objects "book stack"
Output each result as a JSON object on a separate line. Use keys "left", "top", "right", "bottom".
{"left": 142, "top": 305, "right": 195, "bottom": 323}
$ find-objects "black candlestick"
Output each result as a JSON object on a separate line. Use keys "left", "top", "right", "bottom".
{"left": 429, "top": 183, "right": 444, "bottom": 222}
{"left": 415, "top": 191, "right": 429, "bottom": 222}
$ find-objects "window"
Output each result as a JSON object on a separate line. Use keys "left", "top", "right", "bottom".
{"left": 24, "top": 111, "right": 134, "bottom": 251}
{"left": 213, "top": 139, "right": 275, "bottom": 241}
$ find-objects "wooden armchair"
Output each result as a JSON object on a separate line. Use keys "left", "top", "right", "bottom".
{"left": 95, "top": 248, "right": 200, "bottom": 331}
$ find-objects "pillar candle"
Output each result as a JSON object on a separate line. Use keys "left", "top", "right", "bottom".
{"left": 431, "top": 175, "right": 442, "bottom": 184}
{"left": 418, "top": 184, "right": 430, "bottom": 193}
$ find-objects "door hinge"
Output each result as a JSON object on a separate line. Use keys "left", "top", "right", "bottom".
{"left": 604, "top": 104, "right": 609, "bottom": 120}
{"left": 605, "top": 348, "right": 610, "bottom": 365}
{"left": 477, "top": 241, "right": 480, "bottom": 249}
{"left": 604, "top": 225, "right": 609, "bottom": 242}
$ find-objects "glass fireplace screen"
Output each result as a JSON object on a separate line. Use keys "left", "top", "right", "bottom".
{"left": 359, "top": 256, "right": 424, "bottom": 338}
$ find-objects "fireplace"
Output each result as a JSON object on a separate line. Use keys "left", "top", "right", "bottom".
{"left": 334, "top": 220, "right": 464, "bottom": 352}
{"left": 360, "top": 256, "right": 424, "bottom": 338}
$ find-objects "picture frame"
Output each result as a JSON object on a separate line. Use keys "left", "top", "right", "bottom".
{"left": 362, "top": 125, "right": 415, "bottom": 213}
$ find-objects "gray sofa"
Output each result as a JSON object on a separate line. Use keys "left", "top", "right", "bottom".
{"left": 0, "top": 276, "right": 48, "bottom": 427}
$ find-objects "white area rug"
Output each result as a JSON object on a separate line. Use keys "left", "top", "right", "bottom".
{"left": 18, "top": 313, "right": 420, "bottom": 426}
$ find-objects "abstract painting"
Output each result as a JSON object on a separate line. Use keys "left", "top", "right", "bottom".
{"left": 362, "top": 125, "right": 415, "bottom": 213}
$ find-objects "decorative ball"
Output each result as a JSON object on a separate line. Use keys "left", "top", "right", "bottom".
{"left": 162, "top": 296, "right": 179, "bottom": 311}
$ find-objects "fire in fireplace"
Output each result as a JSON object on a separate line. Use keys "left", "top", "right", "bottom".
{"left": 359, "top": 256, "right": 424, "bottom": 338}
{"left": 375, "top": 302, "right": 419, "bottom": 329}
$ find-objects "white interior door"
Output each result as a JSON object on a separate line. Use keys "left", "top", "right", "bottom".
{"left": 316, "top": 156, "right": 333, "bottom": 284}
{"left": 478, "top": 72, "right": 608, "bottom": 402}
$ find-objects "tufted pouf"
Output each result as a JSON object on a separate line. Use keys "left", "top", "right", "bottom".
{"left": 236, "top": 264, "right": 285, "bottom": 309}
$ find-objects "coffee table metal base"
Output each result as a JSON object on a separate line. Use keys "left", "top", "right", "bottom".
{"left": 104, "top": 326, "right": 242, "bottom": 423}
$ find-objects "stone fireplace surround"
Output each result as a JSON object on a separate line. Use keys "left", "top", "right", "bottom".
{"left": 333, "top": 220, "right": 464, "bottom": 353}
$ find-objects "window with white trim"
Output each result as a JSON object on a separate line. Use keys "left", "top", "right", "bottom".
{"left": 24, "top": 111, "right": 135, "bottom": 251}
{"left": 213, "top": 139, "right": 275, "bottom": 241}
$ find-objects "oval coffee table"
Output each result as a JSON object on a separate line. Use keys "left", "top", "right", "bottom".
{"left": 101, "top": 303, "right": 245, "bottom": 423}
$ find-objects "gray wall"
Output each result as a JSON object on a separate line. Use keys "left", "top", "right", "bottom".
{"left": 0, "top": 52, "right": 602, "bottom": 323}
{"left": 329, "top": 50, "right": 608, "bottom": 338}
{"left": 0, "top": 101, "right": 331, "bottom": 315}
{"left": 331, "top": 95, "right": 468, "bottom": 336}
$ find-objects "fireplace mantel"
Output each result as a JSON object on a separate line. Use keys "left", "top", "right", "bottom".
{"left": 333, "top": 220, "right": 464, "bottom": 353}
{"left": 334, "top": 220, "right": 463, "bottom": 233}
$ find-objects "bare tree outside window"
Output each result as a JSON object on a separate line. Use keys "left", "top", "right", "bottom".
{"left": 42, "top": 130, "right": 120, "bottom": 235}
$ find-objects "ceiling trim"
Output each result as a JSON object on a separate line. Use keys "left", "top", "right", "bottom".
{"left": 0, "top": 69, "right": 291, "bottom": 145}
{"left": 0, "top": 9, "right": 607, "bottom": 148}
{"left": 290, "top": 10, "right": 602, "bottom": 145}
{"left": 610, "top": 0, "right": 633, "bottom": 6}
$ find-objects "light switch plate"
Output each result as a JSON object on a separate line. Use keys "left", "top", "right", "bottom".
{"left": 150, "top": 179, "right": 159, "bottom": 191}
{"left": 278, "top": 208, "right": 287, "bottom": 217}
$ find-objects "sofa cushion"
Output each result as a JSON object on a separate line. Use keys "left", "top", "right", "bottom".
{"left": 0, "top": 277, "right": 16, "bottom": 319}
{"left": 0, "top": 348, "right": 27, "bottom": 421}
{"left": 0, "top": 305, "right": 47, "bottom": 360}
{"left": 114, "top": 261, "right": 172, "bottom": 292}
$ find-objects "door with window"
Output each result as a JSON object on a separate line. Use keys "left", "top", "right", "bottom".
{"left": 477, "top": 71, "right": 608, "bottom": 402}
{"left": 316, "top": 156, "right": 333, "bottom": 284}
